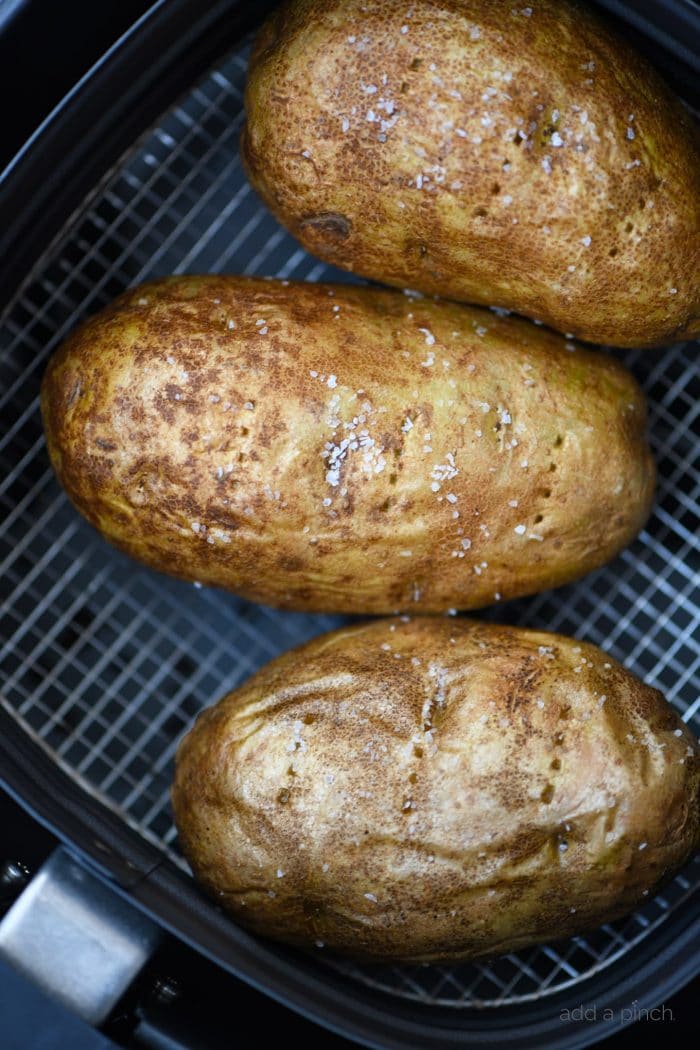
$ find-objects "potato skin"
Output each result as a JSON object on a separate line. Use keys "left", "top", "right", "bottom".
{"left": 243, "top": 0, "right": 700, "bottom": 348}
{"left": 41, "top": 275, "right": 654, "bottom": 614}
{"left": 172, "top": 617, "right": 700, "bottom": 963}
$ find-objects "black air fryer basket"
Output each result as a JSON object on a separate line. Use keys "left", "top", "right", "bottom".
{"left": 0, "top": 2, "right": 699, "bottom": 1047}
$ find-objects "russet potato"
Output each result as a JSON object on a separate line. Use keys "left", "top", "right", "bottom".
{"left": 243, "top": 0, "right": 700, "bottom": 348}
{"left": 172, "top": 616, "right": 700, "bottom": 963}
{"left": 41, "top": 275, "right": 654, "bottom": 614}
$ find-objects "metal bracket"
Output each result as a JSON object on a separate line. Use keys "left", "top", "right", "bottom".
{"left": 0, "top": 847, "right": 160, "bottom": 1025}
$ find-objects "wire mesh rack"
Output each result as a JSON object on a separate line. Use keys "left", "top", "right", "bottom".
{"left": 0, "top": 40, "right": 698, "bottom": 1010}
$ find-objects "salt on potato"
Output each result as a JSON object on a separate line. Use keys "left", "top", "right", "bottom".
{"left": 172, "top": 616, "right": 700, "bottom": 963}
{"left": 41, "top": 274, "right": 654, "bottom": 614}
{"left": 243, "top": 0, "right": 699, "bottom": 348}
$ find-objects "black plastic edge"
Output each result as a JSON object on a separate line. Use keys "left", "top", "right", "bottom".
{"left": 1, "top": 0, "right": 697, "bottom": 311}
{"left": 594, "top": 0, "right": 700, "bottom": 74}
{"left": 0, "top": 0, "right": 275, "bottom": 307}
{"left": 0, "top": 702, "right": 163, "bottom": 887}
{"left": 1, "top": 0, "right": 699, "bottom": 1044}
{"left": 129, "top": 858, "right": 700, "bottom": 1049}
{"left": 3, "top": 702, "right": 699, "bottom": 1050}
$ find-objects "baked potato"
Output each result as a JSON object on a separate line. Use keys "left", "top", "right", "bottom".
{"left": 243, "top": 0, "right": 700, "bottom": 348}
{"left": 41, "top": 275, "right": 654, "bottom": 614}
{"left": 172, "top": 616, "right": 700, "bottom": 963}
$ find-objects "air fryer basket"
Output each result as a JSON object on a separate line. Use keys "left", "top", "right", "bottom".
{"left": 1, "top": 1, "right": 698, "bottom": 1046}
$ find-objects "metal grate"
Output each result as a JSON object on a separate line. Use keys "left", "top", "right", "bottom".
{"left": 1, "top": 40, "right": 698, "bottom": 1009}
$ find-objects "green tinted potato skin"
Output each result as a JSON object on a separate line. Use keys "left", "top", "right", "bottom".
{"left": 172, "top": 617, "right": 700, "bottom": 963}
{"left": 243, "top": 0, "right": 700, "bottom": 348}
{"left": 41, "top": 276, "right": 654, "bottom": 614}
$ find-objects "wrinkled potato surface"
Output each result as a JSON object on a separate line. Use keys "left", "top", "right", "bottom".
{"left": 172, "top": 617, "right": 700, "bottom": 962}
{"left": 41, "top": 276, "right": 654, "bottom": 613}
{"left": 244, "top": 0, "right": 700, "bottom": 347}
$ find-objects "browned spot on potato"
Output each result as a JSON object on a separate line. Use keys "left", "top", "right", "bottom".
{"left": 299, "top": 212, "right": 351, "bottom": 241}
{"left": 40, "top": 275, "right": 655, "bottom": 615}
{"left": 243, "top": 0, "right": 699, "bottom": 347}
{"left": 172, "top": 617, "right": 699, "bottom": 964}
{"left": 66, "top": 380, "right": 82, "bottom": 408}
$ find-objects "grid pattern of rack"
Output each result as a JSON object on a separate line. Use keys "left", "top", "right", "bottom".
{"left": 1, "top": 42, "right": 698, "bottom": 1008}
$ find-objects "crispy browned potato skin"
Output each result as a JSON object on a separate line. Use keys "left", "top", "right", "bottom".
{"left": 243, "top": 0, "right": 700, "bottom": 348}
{"left": 41, "top": 275, "right": 654, "bottom": 614}
{"left": 172, "top": 617, "right": 700, "bottom": 963}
